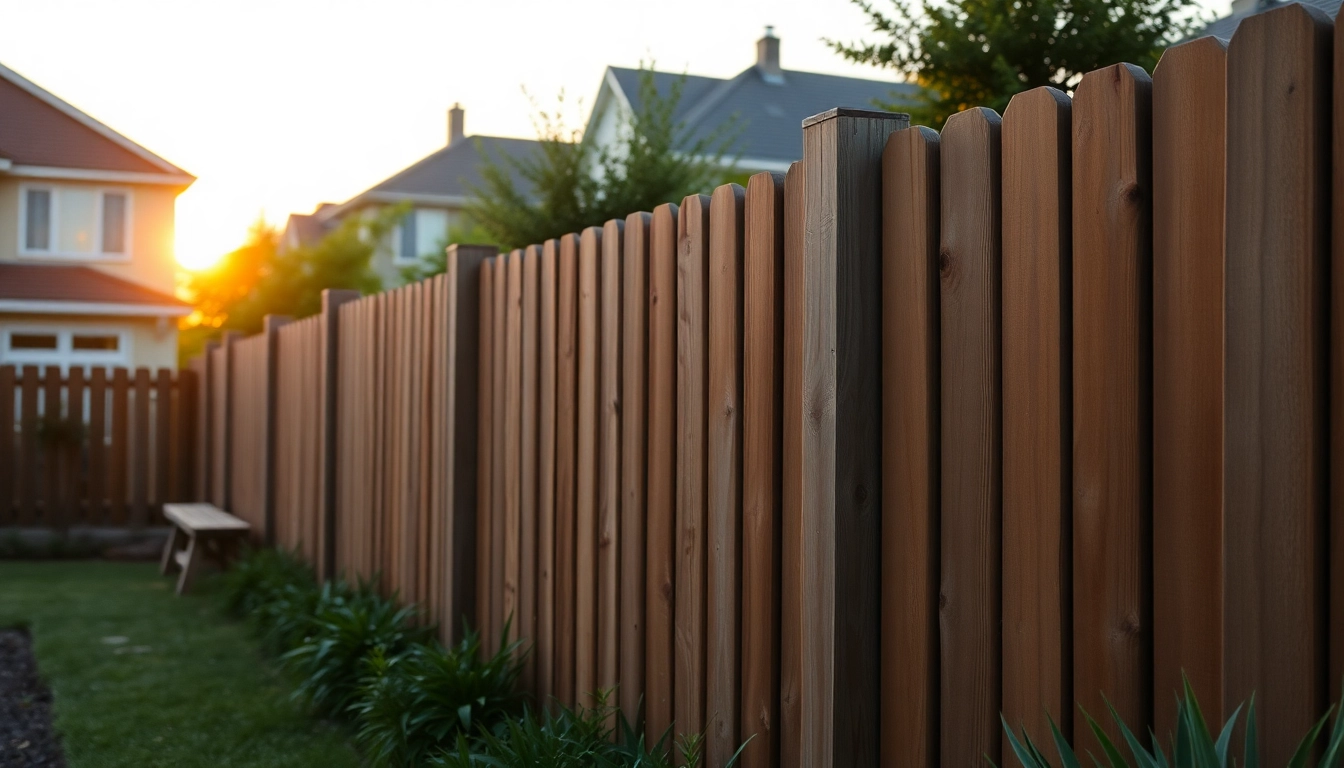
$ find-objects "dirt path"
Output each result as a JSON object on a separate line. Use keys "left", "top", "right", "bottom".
{"left": 0, "top": 627, "right": 65, "bottom": 767}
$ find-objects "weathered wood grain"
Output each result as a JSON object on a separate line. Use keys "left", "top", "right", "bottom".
{"left": 1151, "top": 36, "right": 1227, "bottom": 733}
{"left": 598, "top": 218, "right": 624, "bottom": 709}
{"left": 576, "top": 227, "right": 602, "bottom": 704}
{"left": 939, "top": 106, "right": 1003, "bottom": 767}
{"left": 621, "top": 213, "right": 652, "bottom": 724}
{"left": 1072, "top": 63, "right": 1153, "bottom": 750}
{"left": 880, "top": 125, "right": 941, "bottom": 768}
{"left": 556, "top": 233, "right": 580, "bottom": 706}
{"left": 538, "top": 239, "right": 560, "bottom": 702}
{"left": 1225, "top": 5, "right": 1332, "bottom": 761}
{"left": 779, "top": 162, "right": 804, "bottom": 768}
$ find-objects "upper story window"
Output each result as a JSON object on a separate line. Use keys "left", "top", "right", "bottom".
{"left": 393, "top": 208, "right": 450, "bottom": 265}
{"left": 20, "top": 185, "right": 132, "bottom": 260}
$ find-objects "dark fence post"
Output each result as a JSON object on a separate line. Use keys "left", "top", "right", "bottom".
{"left": 219, "top": 330, "right": 241, "bottom": 511}
{"left": 795, "top": 107, "right": 908, "bottom": 767}
{"left": 319, "top": 290, "right": 360, "bottom": 581}
{"left": 262, "top": 314, "right": 292, "bottom": 547}
{"left": 445, "top": 244, "right": 495, "bottom": 641}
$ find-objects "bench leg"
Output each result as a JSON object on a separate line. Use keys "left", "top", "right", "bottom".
{"left": 160, "top": 526, "right": 184, "bottom": 576}
{"left": 175, "top": 535, "right": 201, "bottom": 595}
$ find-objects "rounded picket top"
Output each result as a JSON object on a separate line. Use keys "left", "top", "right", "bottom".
{"left": 942, "top": 105, "right": 1002, "bottom": 138}
{"left": 1073, "top": 62, "right": 1152, "bottom": 116}
{"left": 1153, "top": 33, "right": 1228, "bottom": 80}
{"left": 1003, "top": 85, "right": 1071, "bottom": 123}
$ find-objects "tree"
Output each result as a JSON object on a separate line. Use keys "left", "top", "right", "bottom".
{"left": 398, "top": 217, "right": 505, "bottom": 284}
{"left": 466, "top": 68, "right": 739, "bottom": 250}
{"left": 829, "top": 0, "right": 1204, "bottom": 127}
{"left": 179, "top": 208, "right": 396, "bottom": 361}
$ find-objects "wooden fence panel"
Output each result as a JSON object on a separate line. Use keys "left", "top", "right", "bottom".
{"left": 938, "top": 106, "right": 1003, "bottom": 767}
{"left": 41, "top": 367, "right": 61, "bottom": 526}
{"left": 17, "top": 365, "right": 38, "bottom": 525}
{"left": 620, "top": 214, "right": 652, "bottom": 723}
{"left": 229, "top": 335, "right": 269, "bottom": 536}
{"left": 538, "top": 239, "right": 559, "bottom": 702}
{"left": 646, "top": 202, "right": 680, "bottom": 741}
{"left": 505, "top": 251, "right": 524, "bottom": 645}
{"left": 740, "top": 172, "right": 784, "bottom": 768}
{"left": 67, "top": 368, "right": 87, "bottom": 525}
{"left": 491, "top": 256, "right": 507, "bottom": 652}
{"left": 1225, "top": 6, "right": 1332, "bottom": 761}
{"left": 598, "top": 219, "right": 623, "bottom": 706}
{"left": 109, "top": 367, "right": 128, "bottom": 525}
{"left": 677, "top": 194, "right": 711, "bottom": 742}
{"left": 555, "top": 234, "right": 580, "bottom": 706}
{"left": 155, "top": 368, "right": 173, "bottom": 522}
{"left": 478, "top": 261, "right": 496, "bottom": 643}
{"left": 779, "top": 163, "right": 803, "bottom": 768}
{"left": 88, "top": 367, "right": 107, "bottom": 523}
{"left": 1071, "top": 62, "right": 1153, "bottom": 749}
{"left": 0, "top": 367, "right": 12, "bottom": 525}
{"left": 131, "top": 367, "right": 151, "bottom": 526}
{"left": 880, "top": 126, "right": 941, "bottom": 768}
{"left": 707, "top": 183, "right": 745, "bottom": 766}
{"left": 1001, "top": 86, "right": 1072, "bottom": 749}
{"left": 209, "top": 342, "right": 229, "bottom": 508}
{"left": 1151, "top": 36, "right": 1227, "bottom": 733}
{"left": 521, "top": 245, "right": 541, "bottom": 689}
{"left": 576, "top": 228, "right": 601, "bottom": 704}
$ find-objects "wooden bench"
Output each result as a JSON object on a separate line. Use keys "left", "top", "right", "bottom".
{"left": 159, "top": 503, "right": 251, "bottom": 595}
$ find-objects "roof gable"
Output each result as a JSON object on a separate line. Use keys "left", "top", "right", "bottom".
{"left": 0, "top": 264, "right": 188, "bottom": 311}
{"left": 0, "top": 62, "right": 191, "bottom": 179}
{"left": 601, "top": 64, "right": 917, "bottom": 166}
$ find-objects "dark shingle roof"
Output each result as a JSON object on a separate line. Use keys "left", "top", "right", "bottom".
{"left": 1199, "top": 0, "right": 1339, "bottom": 38}
{"left": 365, "top": 135, "right": 539, "bottom": 199}
{"left": 0, "top": 264, "right": 188, "bottom": 309}
{"left": 608, "top": 65, "right": 917, "bottom": 165}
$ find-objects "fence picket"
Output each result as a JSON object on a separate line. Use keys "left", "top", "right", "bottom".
{"left": 597, "top": 219, "right": 624, "bottom": 708}
{"left": 109, "top": 367, "right": 129, "bottom": 525}
{"left": 620, "top": 213, "right": 652, "bottom": 724}
{"left": 707, "top": 182, "right": 745, "bottom": 766}
{"left": 1001, "top": 87, "right": 1072, "bottom": 749}
{"left": 576, "top": 227, "right": 602, "bottom": 704}
{"left": 880, "top": 127, "right": 941, "bottom": 768}
{"left": 0, "top": 367, "right": 13, "bottom": 525}
{"left": 504, "top": 251, "right": 524, "bottom": 646}
{"left": 555, "top": 233, "right": 580, "bottom": 706}
{"left": 1225, "top": 6, "right": 1332, "bottom": 761}
{"left": 1333, "top": 5, "right": 1344, "bottom": 709}
{"left": 538, "top": 239, "right": 560, "bottom": 703}
{"left": 1071, "top": 62, "right": 1153, "bottom": 750}
{"left": 67, "top": 367, "right": 88, "bottom": 525}
{"left": 41, "top": 366, "right": 62, "bottom": 527}
{"left": 778, "top": 162, "right": 803, "bottom": 768}
{"left": 131, "top": 367, "right": 151, "bottom": 527}
{"left": 478, "top": 261, "right": 495, "bottom": 641}
{"left": 646, "top": 202, "right": 680, "bottom": 741}
{"left": 520, "top": 245, "right": 541, "bottom": 689}
{"left": 938, "top": 106, "right": 1003, "bottom": 766}
{"left": 1151, "top": 36, "right": 1228, "bottom": 733}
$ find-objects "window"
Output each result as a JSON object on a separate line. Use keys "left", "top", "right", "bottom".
{"left": 1, "top": 328, "right": 129, "bottom": 373}
{"left": 394, "top": 208, "right": 450, "bottom": 264}
{"left": 20, "top": 185, "right": 132, "bottom": 259}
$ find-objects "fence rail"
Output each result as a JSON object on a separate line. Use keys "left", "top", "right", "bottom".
{"left": 191, "top": 7, "right": 1343, "bottom": 766}
{"left": 0, "top": 365, "right": 196, "bottom": 528}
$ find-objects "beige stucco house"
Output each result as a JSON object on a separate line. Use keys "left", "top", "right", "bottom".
{"left": 0, "top": 61, "right": 192, "bottom": 373}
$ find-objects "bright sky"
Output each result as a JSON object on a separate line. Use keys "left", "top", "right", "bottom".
{"left": 0, "top": 0, "right": 1231, "bottom": 271}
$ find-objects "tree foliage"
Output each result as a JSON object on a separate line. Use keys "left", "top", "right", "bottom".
{"left": 179, "top": 209, "right": 394, "bottom": 361}
{"left": 829, "top": 0, "right": 1204, "bottom": 127}
{"left": 466, "top": 68, "right": 739, "bottom": 250}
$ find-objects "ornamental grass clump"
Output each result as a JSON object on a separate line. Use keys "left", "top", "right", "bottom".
{"left": 998, "top": 677, "right": 1344, "bottom": 768}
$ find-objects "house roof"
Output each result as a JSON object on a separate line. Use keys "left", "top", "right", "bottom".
{"left": 0, "top": 61, "right": 193, "bottom": 185}
{"left": 0, "top": 264, "right": 191, "bottom": 317}
{"left": 319, "top": 135, "right": 539, "bottom": 222}
{"left": 1198, "top": 0, "right": 1339, "bottom": 39}
{"left": 598, "top": 63, "right": 918, "bottom": 168}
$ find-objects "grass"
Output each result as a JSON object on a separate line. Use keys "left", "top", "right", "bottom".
{"left": 0, "top": 560, "right": 361, "bottom": 768}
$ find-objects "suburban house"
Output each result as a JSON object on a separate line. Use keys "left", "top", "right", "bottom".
{"left": 280, "top": 106, "right": 537, "bottom": 287}
{"left": 583, "top": 27, "right": 918, "bottom": 174}
{"left": 0, "top": 61, "right": 193, "bottom": 373}
{"left": 1199, "top": 0, "right": 1338, "bottom": 37}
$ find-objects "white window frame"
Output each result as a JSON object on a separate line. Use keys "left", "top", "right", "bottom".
{"left": 18, "top": 183, "right": 134, "bottom": 262}
{"left": 0, "top": 327, "right": 131, "bottom": 373}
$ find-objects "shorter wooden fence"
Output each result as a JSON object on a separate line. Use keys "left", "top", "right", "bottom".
{"left": 0, "top": 365, "right": 196, "bottom": 527}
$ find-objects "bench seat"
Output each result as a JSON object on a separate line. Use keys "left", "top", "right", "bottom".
{"left": 160, "top": 503, "right": 250, "bottom": 595}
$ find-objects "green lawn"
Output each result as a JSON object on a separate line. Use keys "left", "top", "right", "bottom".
{"left": 0, "top": 560, "right": 361, "bottom": 768}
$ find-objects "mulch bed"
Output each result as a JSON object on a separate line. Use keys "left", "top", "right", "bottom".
{"left": 0, "top": 627, "right": 65, "bottom": 767}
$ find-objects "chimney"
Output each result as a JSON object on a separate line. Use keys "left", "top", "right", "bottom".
{"left": 448, "top": 103, "right": 465, "bottom": 146}
{"left": 756, "top": 26, "right": 784, "bottom": 84}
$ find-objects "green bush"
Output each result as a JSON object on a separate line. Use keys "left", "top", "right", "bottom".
{"left": 433, "top": 693, "right": 748, "bottom": 768}
{"left": 350, "top": 626, "right": 527, "bottom": 766}
{"left": 220, "top": 546, "right": 320, "bottom": 653}
{"left": 998, "top": 677, "right": 1344, "bottom": 768}
{"left": 281, "top": 579, "right": 435, "bottom": 716}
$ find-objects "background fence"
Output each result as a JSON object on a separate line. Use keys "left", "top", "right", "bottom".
{"left": 189, "top": 6, "right": 1343, "bottom": 766}
{"left": 0, "top": 365, "right": 196, "bottom": 528}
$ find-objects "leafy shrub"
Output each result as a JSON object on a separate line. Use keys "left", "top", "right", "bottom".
{"left": 281, "top": 579, "right": 435, "bottom": 716}
{"left": 350, "top": 626, "right": 528, "bottom": 766}
{"left": 998, "top": 677, "right": 1344, "bottom": 768}
{"left": 220, "top": 547, "right": 320, "bottom": 652}
{"left": 432, "top": 692, "right": 747, "bottom": 768}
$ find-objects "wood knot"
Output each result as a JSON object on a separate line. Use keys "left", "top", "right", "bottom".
{"left": 1119, "top": 180, "right": 1145, "bottom": 206}
{"left": 939, "top": 592, "right": 948, "bottom": 610}
{"left": 938, "top": 247, "right": 953, "bottom": 277}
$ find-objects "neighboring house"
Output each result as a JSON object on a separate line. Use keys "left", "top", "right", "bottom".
{"left": 1198, "top": 0, "right": 1338, "bottom": 38}
{"left": 281, "top": 106, "right": 537, "bottom": 287}
{"left": 583, "top": 27, "right": 919, "bottom": 174}
{"left": 0, "top": 61, "right": 193, "bottom": 373}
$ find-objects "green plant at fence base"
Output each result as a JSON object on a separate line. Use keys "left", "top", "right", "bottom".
{"left": 281, "top": 578, "right": 436, "bottom": 716}
{"left": 350, "top": 622, "right": 528, "bottom": 766}
{"left": 432, "top": 689, "right": 750, "bottom": 768}
{"left": 996, "top": 677, "right": 1344, "bottom": 768}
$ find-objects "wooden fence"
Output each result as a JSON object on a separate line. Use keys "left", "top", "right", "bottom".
{"left": 194, "top": 6, "right": 1344, "bottom": 765}
{"left": 0, "top": 365, "right": 196, "bottom": 527}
